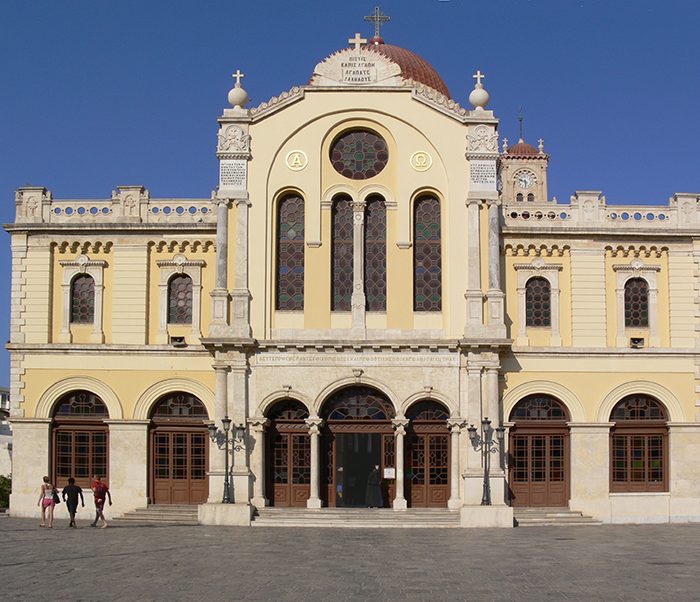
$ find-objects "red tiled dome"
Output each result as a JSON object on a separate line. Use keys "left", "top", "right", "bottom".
{"left": 365, "top": 44, "right": 450, "bottom": 98}
{"left": 506, "top": 140, "right": 539, "bottom": 156}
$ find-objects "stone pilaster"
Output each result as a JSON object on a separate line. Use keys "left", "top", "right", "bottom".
{"left": 464, "top": 199, "right": 483, "bottom": 336}
{"left": 208, "top": 363, "right": 229, "bottom": 503}
{"left": 9, "top": 419, "right": 51, "bottom": 517}
{"left": 229, "top": 353, "right": 251, "bottom": 503}
{"left": 448, "top": 419, "right": 466, "bottom": 509}
{"left": 208, "top": 197, "right": 232, "bottom": 337}
{"left": 391, "top": 418, "right": 409, "bottom": 510}
{"left": 248, "top": 417, "right": 269, "bottom": 509}
{"left": 351, "top": 200, "right": 367, "bottom": 334}
{"left": 306, "top": 418, "right": 324, "bottom": 508}
{"left": 105, "top": 420, "right": 149, "bottom": 515}
{"left": 568, "top": 423, "right": 613, "bottom": 521}
{"left": 231, "top": 196, "right": 253, "bottom": 338}
{"left": 485, "top": 199, "right": 506, "bottom": 338}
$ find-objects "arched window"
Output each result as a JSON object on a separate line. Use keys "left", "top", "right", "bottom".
{"left": 150, "top": 392, "right": 208, "bottom": 419}
{"left": 509, "top": 394, "right": 569, "bottom": 421}
{"left": 364, "top": 195, "right": 386, "bottom": 311}
{"left": 70, "top": 274, "right": 95, "bottom": 324}
{"left": 527, "top": 193, "right": 535, "bottom": 202}
{"left": 413, "top": 196, "right": 442, "bottom": 311}
{"left": 610, "top": 394, "right": 667, "bottom": 492}
{"left": 52, "top": 390, "right": 109, "bottom": 489}
{"left": 624, "top": 278, "right": 649, "bottom": 328}
{"left": 516, "top": 193, "right": 523, "bottom": 203}
{"left": 167, "top": 274, "right": 193, "bottom": 324}
{"left": 331, "top": 195, "right": 353, "bottom": 311}
{"left": 525, "top": 277, "right": 551, "bottom": 327}
{"left": 276, "top": 194, "right": 305, "bottom": 310}
{"left": 321, "top": 386, "right": 395, "bottom": 421}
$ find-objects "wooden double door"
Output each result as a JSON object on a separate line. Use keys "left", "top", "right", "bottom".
{"left": 405, "top": 431, "right": 450, "bottom": 508}
{"left": 267, "top": 426, "right": 311, "bottom": 507}
{"left": 509, "top": 427, "right": 569, "bottom": 507}
{"left": 150, "top": 427, "right": 209, "bottom": 505}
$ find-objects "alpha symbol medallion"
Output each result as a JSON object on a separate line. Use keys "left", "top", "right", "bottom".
{"left": 286, "top": 151, "right": 308, "bottom": 171}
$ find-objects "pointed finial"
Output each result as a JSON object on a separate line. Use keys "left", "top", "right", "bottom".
{"left": 228, "top": 69, "right": 248, "bottom": 108}
{"left": 502, "top": 137, "right": 509, "bottom": 153}
{"left": 518, "top": 107, "right": 524, "bottom": 142}
{"left": 538, "top": 138, "right": 545, "bottom": 153}
{"left": 469, "top": 69, "right": 489, "bottom": 109}
{"left": 348, "top": 32, "right": 367, "bottom": 50}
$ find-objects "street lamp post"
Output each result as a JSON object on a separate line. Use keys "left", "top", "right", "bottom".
{"left": 467, "top": 417, "right": 505, "bottom": 506}
{"left": 207, "top": 416, "right": 246, "bottom": 504}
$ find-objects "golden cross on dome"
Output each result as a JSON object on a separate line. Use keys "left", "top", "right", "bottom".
{"left": 364, "top": 6, "right": 390, "bottom": 38}
{"left": 473, "top": 70, "right": 485, "bottom": 86}
{"left": 348, "top": 32, "right": 367, "bottom": 50}
{"left": 232, "top": 69, "right": 245, "bottom": 86}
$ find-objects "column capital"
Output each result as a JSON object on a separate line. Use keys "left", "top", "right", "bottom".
{"left": 213, "top": 363, "right": 231, "bottom": 373}
{"left": 247, "top": 416, "right": 269, "bottom": 431}
{"left": 305, "top": 417, "right": 324, "bottom": 434}
{"left": 233, "top": 196, "right": 251, "bottom": 207}
{"left": 447, "top": 418, "right": 467, "bottom": 432}
{"left": 465, "top": 198, "right": 483, "bottom": 207}
{"left": 485, "top": 198, "right": 502, "bottom": 208}
{"left": 391, "top": 418, "right": 409, "bottom": 435}
{"left": 213, "top": 196, "right": 231, "bottom": 208}
{"left": 351, "top": 199, "right": 367, "bottom": 212}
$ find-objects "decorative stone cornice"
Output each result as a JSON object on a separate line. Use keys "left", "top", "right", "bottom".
{"left": 513, "top": 258, "right": 563, "bottom": 272}
{"left": 155, "top": 254, "right": 206, "bottom": 273}
{"left": 612, "top": 259, "right": 661, "bottom": 273}
{"left": 249, "top": 86, "right": 305, "bottom": 120}
{"left": 58, "top": 254, "right": 107, "bottom": 272}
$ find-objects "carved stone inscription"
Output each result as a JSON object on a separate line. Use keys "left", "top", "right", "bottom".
{"left": 470, "top": 160, "right": 497, "bottom": 191}
{"left": 219, "top": 160, "right": 247, "bottom": 191}
{"left": 341, "top": 56, "right": 377, "bottom": 83}
{"left": 256, "top": 353, "right": 459, "bottom": 367}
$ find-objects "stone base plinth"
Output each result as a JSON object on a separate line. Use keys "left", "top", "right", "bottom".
{"left": 460, "top": 505, "right": 513, "bottom": 528}
{"left": 198, "top": 503, "right": 252, "bottom": 526}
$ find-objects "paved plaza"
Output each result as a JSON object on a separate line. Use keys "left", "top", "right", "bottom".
{"left": 1, "top": 517, "right": 699, "bottom": 601}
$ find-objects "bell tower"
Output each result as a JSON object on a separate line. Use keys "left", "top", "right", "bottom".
{"left": 500, "top": 134, "right": 551, "bottom": 204}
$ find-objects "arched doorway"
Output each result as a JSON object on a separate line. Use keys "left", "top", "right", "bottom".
{"left": 265, "top": 399, "right": 310, "bottom": 507}
{"left": 405, "top": 400, "right": 450, "bottom": 508}
{"left": 508, "top": 394, "right": 570, "bottom": 507}
{"left": 149, "top": 392, "right": 209, "bottom": 505}
{"left": 320, "top": 386, "right": 395, "bottom": 507}
{"left": 51, "top": 390, "right": 109, "bottom": 490}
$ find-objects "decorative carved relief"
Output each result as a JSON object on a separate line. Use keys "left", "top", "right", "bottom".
{"left": 467, "top": 125, "right": 498, "bottom": 153}
{"left": 217, "top": 125, "right": 251, "bottom": 153}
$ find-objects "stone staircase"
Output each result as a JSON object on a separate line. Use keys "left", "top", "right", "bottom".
{"left": 112, "top": 504, "right": 199, "bottom": 526}
{"left": 514, "top": 507, "right": 602, "bottom": 527}
{"left": 252, "top": 507, "right": 461, "bottom": 528}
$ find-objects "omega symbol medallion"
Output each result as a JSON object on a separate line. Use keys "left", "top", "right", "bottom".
{"left": 410, "top": 151, "right": 432, "bottom": 172}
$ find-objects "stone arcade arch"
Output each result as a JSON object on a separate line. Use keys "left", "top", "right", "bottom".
{"left": 508, "top": 394, "right": 571, "bottom": 508}
{"left": 148, "top": 392, "right": 209, "bottom": 505}
{"left": 51, "top": 390, "right": 109, "bottom": 490}
{"left": 319, "top": 385, "right": 396, "bottom": 507}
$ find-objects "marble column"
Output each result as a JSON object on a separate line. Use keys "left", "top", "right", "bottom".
{"left": 464, "top": 199, "right": 483, "bottom": 335}
{"left": 392, "top": 418, "right": 409, "bottom": 510}
{"left": 448, "top": 419, "right": 465, "bottom": 509}
{"left": 229, "top": 359, "right": 250, "bottom": 504}
{"left": 485, "top": 365, "right": 500, "bottom": 427}
{"left": 248, "top": 417, "right": 269, "bottom": 509}
{"left": 305, "top": 418, "right": 323, "bottom": 509}
{"left": 351, "top": 200, "right": 367, "bottom": 333}
{"left": 209, "top": 198, "right": 230, "bottom": 335}
{"left": 231, "top": 197, "right": 252, "bottom": 338}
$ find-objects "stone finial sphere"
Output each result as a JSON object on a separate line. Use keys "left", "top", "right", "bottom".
{"left": 469, "top": 86, "right": 489, "bottom": 109}
{"left": 228, "top": 85, "right": 249, "bottom": 108}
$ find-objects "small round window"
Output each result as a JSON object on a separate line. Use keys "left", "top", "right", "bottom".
{"left": 330, "top": 130, "right": 388, "bottom": 180}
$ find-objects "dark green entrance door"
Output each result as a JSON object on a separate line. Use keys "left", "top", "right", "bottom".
{"left": 334, "top": 433, "right": 381, "bottom": 507}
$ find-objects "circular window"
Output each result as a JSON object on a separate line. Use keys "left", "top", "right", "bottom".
{"left": 330, "top": 130, "right": 388, "bottom": 180}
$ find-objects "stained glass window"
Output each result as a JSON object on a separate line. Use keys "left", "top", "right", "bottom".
{"left": 167, "top": 274, "right": 193, "bottom": 324}
{"left": 53, "top": 391, "right": 108, "bottom": 417}
{"left": 331, "top": 195, "right": 353, "bottom": 311}
{"left": 525, "top": 277, "right": 551, "bottom": 327}
{"left": 276, "top": 195, "right": 305, "bottom": 310}
{"left": 413, "top": 196, "right": 442, "bottom": 311}
{"left": 151, "top": 393, "right": 208, "bottom": 419}
{"left": 610, "top": 395, "right": 667, "bottom": 492}
{"left": 624, "top": 278, "right": 649, "bottom": 328}
{"left": 267, "top": 399, "right": 310, "bottom": 421}
{"left": 509, "top": 395, "right": 569, "bottom": 421}
{"left": 70, "top": 274, "right": 95, "bottom": 324}
{"left": 330, "top": 130, "right": 388, "bottom": 180}
{"left": 364, "top": 196, "right": 386, "bottom": 311}
{"left": 407, "top": 400, "right": 450, "bottom": 421}
{"left": 322, "top": 386, "right": 395, "bottom": 421}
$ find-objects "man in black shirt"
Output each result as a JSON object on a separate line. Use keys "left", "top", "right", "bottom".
{"left": 62, "top": 477, "right": 85, "bottom": 528}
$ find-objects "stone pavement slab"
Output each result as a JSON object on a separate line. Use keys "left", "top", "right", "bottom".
{"left": 1, "top": 518, "right": 699, "bottom": 601}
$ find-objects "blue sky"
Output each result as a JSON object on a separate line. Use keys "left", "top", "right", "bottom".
{"left": 0, "top": 0, "right": 698, "bottom": 386}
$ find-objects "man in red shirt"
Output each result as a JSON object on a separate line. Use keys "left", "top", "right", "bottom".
{"left": 90, "top": 474, "right": 112, "bottom": 528}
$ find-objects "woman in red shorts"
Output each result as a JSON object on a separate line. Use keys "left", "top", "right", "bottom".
{"left": 37, "top": 475, "right": 56, "bottom": 528}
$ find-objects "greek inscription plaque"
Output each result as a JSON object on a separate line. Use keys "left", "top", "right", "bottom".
{"left": 470, "top": 160, "right": 496, "bottom": 191}
{"left": 220, "top": 159, "right": 247, "bottom": 191}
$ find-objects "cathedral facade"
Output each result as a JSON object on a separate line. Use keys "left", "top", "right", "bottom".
{"left": 6, "top": 28, "right": 700, "bottom": 526}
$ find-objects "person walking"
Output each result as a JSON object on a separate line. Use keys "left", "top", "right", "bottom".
{"left": 90, "top": 475, "right": 112, "bottom": 528}
{"left": 37, "top": 475, "right": 57, "bottom": 528}
{"left": 62, "top": 477, "right": 84, "bottom": 528}
{"left": 365, "top": 464, "right": 383, "bottom": 508}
